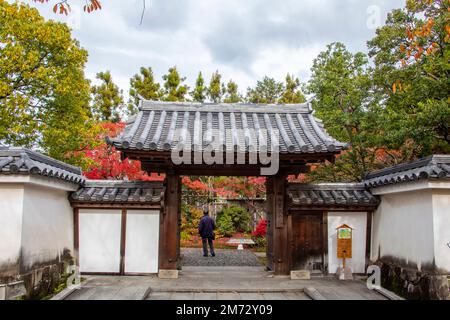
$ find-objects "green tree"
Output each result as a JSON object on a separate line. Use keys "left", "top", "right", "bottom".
{"left": 217, "top": 205, "right": 251, "bottom": 236}
{"left": 0, "top": 1, "right": 93, "bottom": 165}
{"left": 307, "top": 42, "right": 384, "bottom": 181}
{"left": 279, "top": 73, "right": 306, "bottom": 104}
{"left": 368, "top": 0, "right": 450, "bottom": 155}
{"left": 128, "top": 66, "right": 162, "bottom": 114}
{"left": 191, "top": 72, "right": 206, "bottom": 102}
{"left": 246, "top": 76, "right": 283, "bottom": 104}
{"left": 161, "top": 66, "right": 188, "bottom": 102}
{"left": 91, "top": 71, "right": 124, "bottom": 122}
{"left": 223, "top": 80, "right": 242, "bottom": 103}
{"left": 207, "top": 70, "right": 225, "bottom": 103}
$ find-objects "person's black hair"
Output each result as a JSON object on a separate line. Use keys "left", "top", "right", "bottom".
{"left": 203, "top": 208, "right": 209, "bottom": 215}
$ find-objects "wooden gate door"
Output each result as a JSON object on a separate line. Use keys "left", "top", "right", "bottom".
{"left": 291, "top": 214, "right": 323, "bottom": 271}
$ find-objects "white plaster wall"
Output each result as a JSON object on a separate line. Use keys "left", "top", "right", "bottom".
{"left": 20, "top": 184, "right": 74, "bottom": 271}
{"left": 0, "top": 185, "right": 24, "bottom": 274}
{"left": 124, "top": 210, "right": 159, "bottom": 274}
{"left": 371, "top": 189, "right": 435, "bottom": 270}
{"left": 328, "top": 212, "right": 367, "bottom": 274}
{"left": 432, "top": 190, "right": 450, "bottom": 273}
{"left": 79, "top": 209, "right": 121, "bottom": 273}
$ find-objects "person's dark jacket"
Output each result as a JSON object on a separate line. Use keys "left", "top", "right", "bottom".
{"left": 198, "top": 215, "right": 216, "bottom": 239}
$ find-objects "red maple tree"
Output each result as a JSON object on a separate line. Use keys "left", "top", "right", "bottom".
{"left": 81, "top": 122, "right": 164, "bottom": 181}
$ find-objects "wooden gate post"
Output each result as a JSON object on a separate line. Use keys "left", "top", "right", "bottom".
{"left": 158, "top": 173, "right": 181, "bottom": 277}
{"left": 266, "top": 173, "right": 290, "bottom": 275}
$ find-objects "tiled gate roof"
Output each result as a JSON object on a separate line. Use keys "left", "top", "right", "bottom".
{"left": 108, "top": 100, "right": 346, "bottom": 154}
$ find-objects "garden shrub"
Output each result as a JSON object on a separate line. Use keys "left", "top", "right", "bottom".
{"left": 217, "top": 214, "right": 235, "bottom": 237}
{"left": 252, "top": 218, "right": 267, "bottom": 248}
{"left": 216, "top": 205, "right": 251, "bottom": 236}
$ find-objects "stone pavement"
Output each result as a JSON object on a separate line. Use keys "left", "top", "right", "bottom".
{"left": 65, "top": 276, "right": 152, "bottom": 300}
{"left": 147, "top": 290, "right": 309, "bottom": 300}
{"left": 180, "top": 248, "right": 261, "bottom": 266}
{"left": 65, "top": 266, "right": 386, "bottom": 300}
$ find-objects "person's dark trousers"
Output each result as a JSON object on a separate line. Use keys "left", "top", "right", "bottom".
{"left": 202, "top": 238, "right": 215, "bottom": 256}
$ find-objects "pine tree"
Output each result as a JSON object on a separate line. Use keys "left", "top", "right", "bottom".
{"left": 246, "top": 76, "right": 283, "bottom": 104}
{"left": 223, "top": 80, "right": 242, "bottom": 103}
{"left": 279, "top": 73, "right": 306, "bottom": 104}
{"left": 191, "top": 72, "right": 207, "bottom": 102}
{"left": 91, "top": 71, "right": 124, "bottom": 122}
{"left": 128, "top": 67, "right": 162, "bottom": 114}
{"left": 161, "top": 66, "right": 189, "bottom": 102}
{"left": 207, "top": 70, "right": 225, "bottom": 103}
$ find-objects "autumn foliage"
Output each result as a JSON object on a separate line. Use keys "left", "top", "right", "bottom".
{"left": 33, "top": 0, "right": 102, "bottom": 15}
{"left": 81, "top": 122, "right": 163, "bottom": 181}
{"left": 252, "top": 218, "right": 267, "bottom": 238}
{"left": 182, "top": 176, "right": 266, "bottom": 199}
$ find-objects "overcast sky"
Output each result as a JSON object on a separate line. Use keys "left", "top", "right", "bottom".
{"left": 29, "top": 0, "right": 405, "bottom": 98}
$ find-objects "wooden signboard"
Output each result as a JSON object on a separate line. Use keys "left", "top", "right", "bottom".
{"left": 336, "top": 224, "right": 353, "bottom": 259}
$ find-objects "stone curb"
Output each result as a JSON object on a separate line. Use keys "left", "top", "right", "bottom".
{"left": 50, "top": 285, "right": 80, "bottom": 300}
{"left": 304, "top": 287, "right": 326, "bottom": 300}
{"left": 148, "top": 288, "right": 306, "bottom": 293}
{"left": 142, "top": 286, "right": 153, "bottom": 300}
{"left": 374, "top": 287, "right": 405, "bottom": 300}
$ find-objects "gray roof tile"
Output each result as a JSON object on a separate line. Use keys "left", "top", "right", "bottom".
{"left": 0, "top": 147, "right": 84, "bottom": 184}
{"left": 70, "top": 180, "right": 164, "bottom": 204}
{"left": 288, "top": 183, "right": 379, "bottom": 209}
{"left": 364, "top": 155, "right": 450, "bottom": 188}
{"left": 108, "top": 100, "right": 347, "bottom": 154}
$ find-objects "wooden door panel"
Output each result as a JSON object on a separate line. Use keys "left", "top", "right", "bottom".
{"left": 292, "top": 214, "right": 323, "bottom": 271}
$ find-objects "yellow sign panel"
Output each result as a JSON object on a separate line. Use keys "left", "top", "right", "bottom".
{"left": 337, "top": 224, "right": 353, "bottom": 259}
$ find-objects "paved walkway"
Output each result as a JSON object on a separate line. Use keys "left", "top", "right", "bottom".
{"left": 65, "top": 276, "right": 152, "bottom": 300}
{"left": 65, "top": 266, "right": 386, "bottom": 300}
{"left": 181, "top": 248, "right": 262, "bottom": 266}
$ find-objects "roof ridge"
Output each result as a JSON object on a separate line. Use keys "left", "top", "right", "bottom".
{"left": 365, "top": 154, "right": 450, "bottom": 180}
{"left": 289, "top": 183, "right": 367, "bottom": 190}
{"left": 0, "top": 147, "right": 82, "bottom": 174}
{"left": 139, "top": 99, "right": 312, "bottom": 114}
{"left": 84, "top": 179, "right": 164, "bottom": 186}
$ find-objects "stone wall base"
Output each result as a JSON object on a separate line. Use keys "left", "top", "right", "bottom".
{"left": 1, "top": 250, "right": 74, "bottom": 300}
{"left": 375, "top": 260, "right": 449, "bottom": 300}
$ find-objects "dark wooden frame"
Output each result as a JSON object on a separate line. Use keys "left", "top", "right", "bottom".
{"left": 158, "top": 173, "right": 181, "bottom": 271}
{"left": 322, "top": 211, "right": 328, "bottom": 274}
{"left": 266, "top": 173, "right": 290, "bottom": 274}
{"left": 365, "top": 211, "right": 373, "bottom": 269}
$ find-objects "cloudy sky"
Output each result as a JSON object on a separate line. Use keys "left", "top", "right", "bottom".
{"left": 30, "top": 0, "right": 405, "bottom": 97}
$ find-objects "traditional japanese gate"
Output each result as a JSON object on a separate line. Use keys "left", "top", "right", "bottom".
{"left": 108, "top": 99, "right": 347, "bottom": 275}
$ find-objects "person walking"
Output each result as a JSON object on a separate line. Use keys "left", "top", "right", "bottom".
{"left": 198, "top": 208, "right": 216, "bottom": 257}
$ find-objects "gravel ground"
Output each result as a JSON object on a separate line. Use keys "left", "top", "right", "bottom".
{"left": 181, "top": 248, "right": 262, "bottom": 266}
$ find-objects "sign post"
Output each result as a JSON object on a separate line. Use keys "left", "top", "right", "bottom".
{"left": 336, "top": 224, "right": 353, "bottom": 280}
